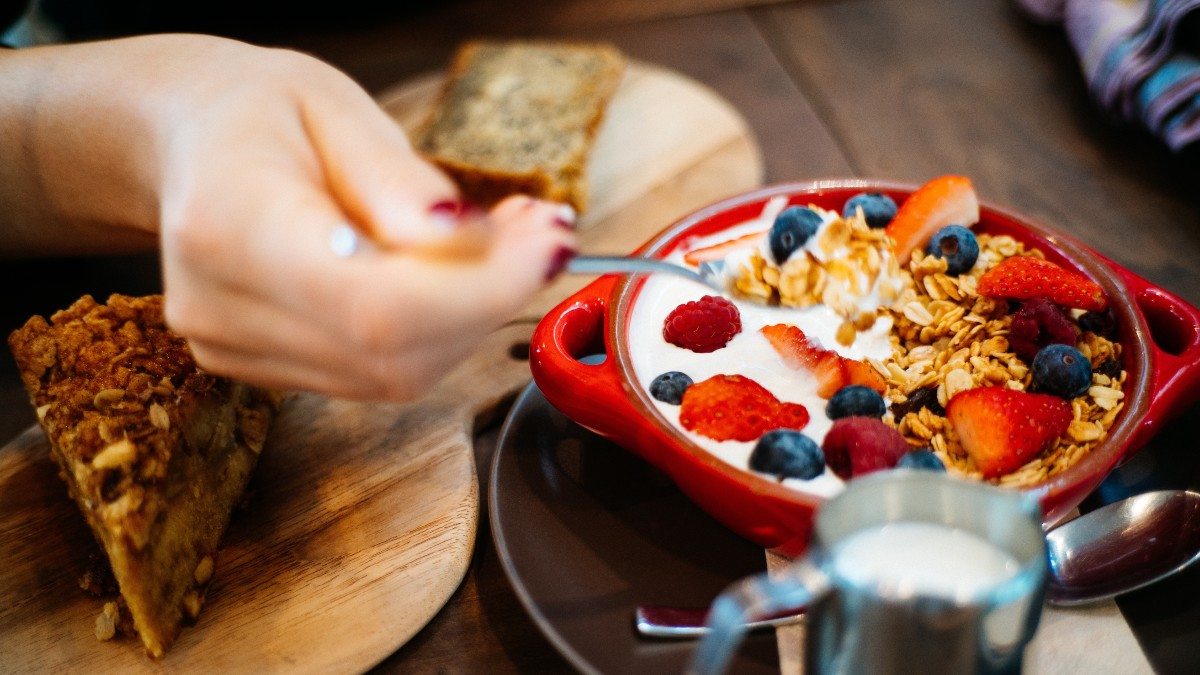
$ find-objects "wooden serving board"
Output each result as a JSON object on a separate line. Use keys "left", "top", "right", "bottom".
{"left": 0, "top": 63, "right": 762, "bottom": 671}
{"left": 378, "top": 61, "right": 765, "bottom": 321}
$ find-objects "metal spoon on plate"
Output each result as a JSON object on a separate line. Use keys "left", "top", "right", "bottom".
{"left": 635, "top": 489, "right": 1200, "bottom": 637}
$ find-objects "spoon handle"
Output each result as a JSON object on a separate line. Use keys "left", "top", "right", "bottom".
{"left": 566, "top": 255, "right": 705, "bottom": 285}
{"left": 634, "top": 604, "right": 805, "bottom": 638}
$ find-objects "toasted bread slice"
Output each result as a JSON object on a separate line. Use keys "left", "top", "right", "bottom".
{"left": 416, "top": 39, "right": 626, "bottom": 213}
{"left": 7, "top": 294, "right": 280, "bottom": 658}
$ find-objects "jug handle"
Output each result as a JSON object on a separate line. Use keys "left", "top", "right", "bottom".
{"left": 688, "top": 558, "right": 827, "bottom": 675}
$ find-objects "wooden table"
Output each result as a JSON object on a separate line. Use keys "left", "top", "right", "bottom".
{"left": 2, "top": 1, "right": 1197, "bottom": 672}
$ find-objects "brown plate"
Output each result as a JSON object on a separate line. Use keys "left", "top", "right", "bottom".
{"left": 488, "top": 379, "right": 781, "bottom": 674}
{"left": 489, "top": 381, "right": 1200, "bottom": 675}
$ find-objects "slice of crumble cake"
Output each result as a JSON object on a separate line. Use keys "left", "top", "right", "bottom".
{"left": 7, "top": 294, "right": 280, "bottom": 658}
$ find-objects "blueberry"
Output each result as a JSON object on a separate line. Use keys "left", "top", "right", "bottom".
{"left": 1032, "top": 344, "right": 1092, "bottom": 399}
{"left": 826, "top": 385, "right": 887, "bottom": 420}
{"left": 769, "top": 206, "right": 822, "bottom": 264}
{"left": 843, "top": 192, "right": 898, "bottom": 229}
{"left": 749, "top": 429, "right": 825, "bottom": 480}
{"left": 649, "top": 371, "right": 693, "bottom": 405}
{"left": 896, "top": 449, "right": 946, "bottom": 472}
{"left": 924, "top": 225, "right": 979, "bottom": 275}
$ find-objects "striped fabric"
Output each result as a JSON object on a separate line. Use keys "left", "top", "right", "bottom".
{"left": 1017, "top": 0, "right": 1200, "bottom": 153}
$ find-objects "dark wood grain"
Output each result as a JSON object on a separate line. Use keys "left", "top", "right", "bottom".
{"left": 756, "top": 0, "right": 1200, "bottom": 306}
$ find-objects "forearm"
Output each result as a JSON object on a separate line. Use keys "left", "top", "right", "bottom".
{"left": 0, "top": 37, "right": 181, "bottom": 257}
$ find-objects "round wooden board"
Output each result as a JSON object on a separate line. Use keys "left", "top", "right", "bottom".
{"left": 0, "top": 63, "right": 761, "bottom": 672}
{"left": 378, "top": 61, "right": 765, "bottom": 321}
{"left": 0, "top": 324, "right": 535, "bottom": 673}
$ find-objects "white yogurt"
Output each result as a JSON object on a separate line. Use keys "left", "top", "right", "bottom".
{"left": 626, "top": 200, "right": 901, "bottom": 499}
{"left": 831, "top": 521, "right": 1021, "bottom": 600}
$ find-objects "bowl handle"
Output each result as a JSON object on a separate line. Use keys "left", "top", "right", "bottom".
{"left": 1109, "top": 262, "right": 1200, "bottom": 454}
{"left": 530, "top": 275, "right": 644, "bottom": 441}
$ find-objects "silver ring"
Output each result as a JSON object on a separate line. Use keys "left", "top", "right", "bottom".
{"left": 329, "top": 224, "right": 361, "bottom": 258}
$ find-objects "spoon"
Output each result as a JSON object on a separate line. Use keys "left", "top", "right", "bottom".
{"left": 635, "top": 489, "right": 1200, "bottom": 637}
{"left": 566, "top": 256, "right": 741, "bottom": 299}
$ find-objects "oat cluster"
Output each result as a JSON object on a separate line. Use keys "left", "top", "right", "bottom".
{"left": 875, "top": 234, "right": 1126, "bottom": 486}
{"left": 734, "top": 208, "right": 904, "bottom": 346}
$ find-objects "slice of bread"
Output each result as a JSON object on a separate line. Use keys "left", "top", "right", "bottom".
{"left": 415, "top": 40, "right": 626, "bottom": 213}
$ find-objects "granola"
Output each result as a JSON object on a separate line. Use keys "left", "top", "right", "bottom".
{"left": 879, "top": 236, "right": 1125, "bottom": 486}
{"left": 741, "top": 217, "right": 1125, "bottom": 486}
{"left": 734, "top": 206, "right": 903, "bottom": 346}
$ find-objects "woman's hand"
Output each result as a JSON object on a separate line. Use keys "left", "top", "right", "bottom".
{"left": 0, "top": 34, "right": 576, "bottom": 400}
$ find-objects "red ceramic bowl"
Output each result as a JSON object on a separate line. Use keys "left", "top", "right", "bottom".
{"left": 530, "top": 179, "right": 1200, "bottom": 557}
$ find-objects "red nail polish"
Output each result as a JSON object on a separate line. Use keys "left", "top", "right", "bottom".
{"left": 545, "top": 245, "right": 577, "bottom": 282}
{"left": 429, "top": 199, "right": 482, "bottom": 224}
{"left": 429, "top": 199, "right": 461, "bottom": 216}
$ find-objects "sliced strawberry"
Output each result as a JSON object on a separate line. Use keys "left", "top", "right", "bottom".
{"left": 679, "top": 374, "right": 810, "bottom": 442}
{"left": 760, "top": 323, "right": 885, "bottom": 398}
{"left": 842, "top": 359, "right": 888, "bottom": 394}
{"left": 945, "top": 386, "right": 1072, "bottom": 479}
{"left": 885, "top": 175, "right": 980, "bottom": 265}
{"left": 761, "top": 323, "right": 845, "bottom": 397}
{"left": 976, "top": 256, "right": 1107, "bottom": 311}
{"left": 682, "top": 230, "right": 766, "bottom": 266}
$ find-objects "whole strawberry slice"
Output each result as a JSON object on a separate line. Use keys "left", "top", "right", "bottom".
{"left": 977, "top": 256, "right": 1107, "bottom": 311}
{"left": 760, "top": 323, "right": 886, "bottom": 398}
{"left": 683, "top": 230, "right": 767, "bottom": 266}
{"left": 945, "top": 386, "right": 1072, "bottom": 479}
{"left": 679, "top": 374, "right": 810, "bottom": 442}
{"left": 885, "top": 175, "right": 980, "bottom": 265}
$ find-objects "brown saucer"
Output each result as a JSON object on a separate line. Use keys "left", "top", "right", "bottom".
{"left": 488, "top": 381, "right": 1200, "bottom": 675}
{"left": 488, "top": 379, "right": 781, "bottom": 674}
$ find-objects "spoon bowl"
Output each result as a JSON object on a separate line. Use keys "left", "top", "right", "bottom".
{"left": 1046, "top": 489, "right": 1200, "bottom": 605}
{"left": 634, "top": 489, "right": 1200, "bottom": 637}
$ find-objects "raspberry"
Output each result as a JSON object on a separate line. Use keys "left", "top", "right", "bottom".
{"left": 1009, "top": 298, "right": 1077, "bottom": 362}
{"left": 662, "top": 295, "right": 742, "bottom": 353}
{"left": 679, "top": 374, "right": 809, "bottom": 442}
{"left": 821, "top": 417, "right": 909, "bottom": 480}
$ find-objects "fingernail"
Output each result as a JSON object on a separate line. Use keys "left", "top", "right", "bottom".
{"left": 545, "top": 245, "right": 577, "bottom": 282}
{"left": 428, "top": 199, "right": 482, "bottom": 230}
{"left": 553, "top": 204, "right": 577, "bottom": 231}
